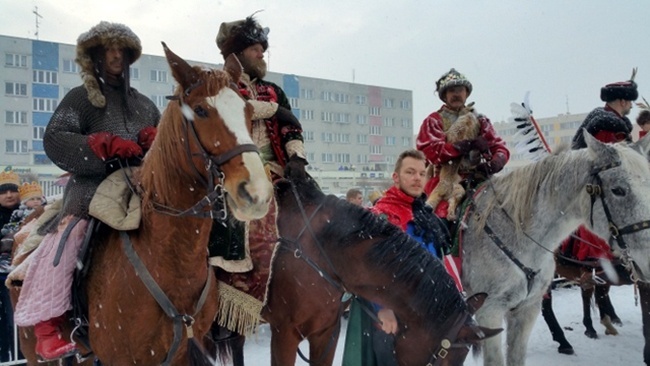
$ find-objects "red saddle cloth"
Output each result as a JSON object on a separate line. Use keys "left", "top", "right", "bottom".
{"left": 560, "top": 225, "right": 613, "bottom": 261}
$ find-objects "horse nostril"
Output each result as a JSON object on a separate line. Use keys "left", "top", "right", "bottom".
{"left": 238, "top": 181, "right": 255, "bottom": 204}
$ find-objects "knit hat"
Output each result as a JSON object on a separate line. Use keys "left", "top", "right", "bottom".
{"left": 436, "top": 68, "right": 472, "bottom": 102}
{"left": 19, "top": 182, "right": 43, "bottom": 203}
{"left": 76, "top": 21, "right": 142, "bottom": 108}
{"left": 600, "top": 68, "right": 639, "bottom": 102}
{"left": 0, "top": 168, "right": 20, "bottom": 192}
{"left": 216, "top": 15, "right": 269, "bottom": 59}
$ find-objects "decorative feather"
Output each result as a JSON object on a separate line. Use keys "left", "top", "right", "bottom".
{"left": 509, "top": 92, "right": 552, "bottom": 161}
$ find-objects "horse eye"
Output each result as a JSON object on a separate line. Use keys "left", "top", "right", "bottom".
{"left": 611, "top": 187, "right": 626, "bottom": 196}
{"left": 194, "top": 106, "right": 208, "bottom": 118}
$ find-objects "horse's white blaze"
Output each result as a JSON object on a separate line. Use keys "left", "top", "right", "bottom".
{"left": 209, "top": 87, "right": 272, "bottom": 219}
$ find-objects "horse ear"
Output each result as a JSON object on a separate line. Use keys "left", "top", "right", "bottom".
{"left": 161, "top": 41, "right": 200, "bottom": 91}
{"left": 224, "top": 53, "right": 243, "bottom": 83}
{"left": 465, "top": 292, "right": 488, "bottom": 315}
{"left": 583, "top": 128, "right": 616, "bottom": 158}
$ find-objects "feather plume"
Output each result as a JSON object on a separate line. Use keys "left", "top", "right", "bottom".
{"left": 509, "top": 92, "right": 552, "bottom": 161}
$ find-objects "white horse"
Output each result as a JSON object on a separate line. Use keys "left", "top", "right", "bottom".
{"left": 461, "top": 132, "right": 650, "bottom": 366}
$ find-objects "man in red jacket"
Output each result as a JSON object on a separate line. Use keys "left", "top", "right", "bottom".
{"left": 417, "top": 68, "right": 509, "bottom": 219}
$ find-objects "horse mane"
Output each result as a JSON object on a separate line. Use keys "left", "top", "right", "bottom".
{"left": 477, "top": 142, "right": 644, "bottom": 234}
{"left": 318, "top": 196, "right": 467, "bottom": 329}
{"left": 139, "top": 67, "right": 232, "bottom": 210}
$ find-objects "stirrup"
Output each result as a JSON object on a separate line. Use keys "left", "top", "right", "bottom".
{"left": 36, "top": 348, "right": 78, "bottom": 363}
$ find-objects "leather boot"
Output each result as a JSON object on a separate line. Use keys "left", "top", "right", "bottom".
{"left": 34, "top": 315, "right": 77, "bottom": 361}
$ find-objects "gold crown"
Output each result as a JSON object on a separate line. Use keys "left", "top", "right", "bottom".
{"left": 19, "top": 182, "right": 43, "bottom": 202}
{"left": 0, "top": 170, "right": 20, "bottom": 187}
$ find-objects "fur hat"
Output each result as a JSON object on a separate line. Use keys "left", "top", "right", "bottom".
{"left": 0, "top": 168, "right": 20, "bottom": 192}
{"left": 600, "top": 68, "right": 639, "bottom": 102}
{"left": 368, "top": 191, "right": 383, "bottom": 205}
{"left": 76, "top": 21, "right": 142, "bottom": 108}
{"left": 436, "top": 68, "right": 472, "bottom": 102}
{"left": 19, "top": 182, "right": 43, "bottom": 203}
{"left": 216, "top": 15, "right": 269, "bottom": 59}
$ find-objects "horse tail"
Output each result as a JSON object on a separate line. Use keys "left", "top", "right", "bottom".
{"left": 472, "top": 342, "right": 482, "bottom": 361}
{"left": 200, "top": 324, "right": 245, "bottom": 366}
{"left": 187, "top": 337, "right": 216, "bottom": 366}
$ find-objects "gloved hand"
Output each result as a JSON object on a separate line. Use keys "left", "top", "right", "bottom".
{"left": 452, "top": 137, "right": 489, "bottom": 155}
{"left": 137, "top": 126, "right": 157, "bottom": 150}
{"left": 472, "top": 136, "right": 489, "bottom": 153}
{"left": 475, "top": 153, "right": 507, "bottom": 176}
{"left": 88, "top": 132, "right": 143, "bottom": 161}
{"left": 284, "top": 154, "right": 308, "bottom": 181}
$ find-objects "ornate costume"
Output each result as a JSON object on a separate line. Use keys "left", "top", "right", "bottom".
{"left": 13, "top": 22, "right": 159, "bottom": 361}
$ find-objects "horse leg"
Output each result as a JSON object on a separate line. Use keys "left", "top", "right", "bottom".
{"left": 307, "top": 325, "right": 340, "bottom": 366}
{"left": 269, "top": 326, "right": 301, "bottom": 366}
{"left": 505, "top": 301, "right": 540, "bottom": 366}
{"left": 541, "top": 289, "right": 574, "bottom": 355}
{"left": 638, "top": 281, "right": 650, "bottom": 365}
{"left": 475, "top": 305, "right": 506, "bottom": 366}
{"left": 582, "top": 286, "right": 598, "bottom": 338}
{"left": 595, "top": 284, "right": 622, "bottom": 329}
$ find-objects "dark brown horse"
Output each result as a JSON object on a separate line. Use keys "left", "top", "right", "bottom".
{"left": 256, "top": 175, "right": 501, "bottom": 366}
{"left": 543, "top": 253, "right": 650, "bottom": 364}
{"left": 9, "top": 44, "right": 273, "bottom": 365}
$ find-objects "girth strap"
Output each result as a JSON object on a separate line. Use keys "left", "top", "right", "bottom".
{"left": 484, "top": 224, "right": 538, "bottom": 294}
{"left": 119, "top": 231, "right": 212, "bottom": 366}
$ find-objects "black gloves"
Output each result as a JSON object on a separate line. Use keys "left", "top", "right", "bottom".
{"left": 284, "top": 154, "right": 308, "bottom": 181}
{"left": 475, "top": 153, "right": 507, "bottom": 176}
{"left": 452, "top": 136, "right": 489, "bottom": 155}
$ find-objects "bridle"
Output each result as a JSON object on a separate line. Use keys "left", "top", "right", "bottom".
{"left": 152, "top": 80, "right": 259, "bottom": 221}
{"left": 586, "top": 160, "right": 650, "bottom": 279}
{"left": 278, "top": 181, "right": 474, "bottom": 365}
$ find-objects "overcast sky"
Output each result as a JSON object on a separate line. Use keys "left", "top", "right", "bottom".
{"left": 2, "top": 0, "right": 648, "bottom": 132}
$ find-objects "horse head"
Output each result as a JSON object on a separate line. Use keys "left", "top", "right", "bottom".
{"left": 583, "top": 131, "right": 650, "bottom": 282}
{"left": 142, "top": 43, "right": 272, "bottom": 222}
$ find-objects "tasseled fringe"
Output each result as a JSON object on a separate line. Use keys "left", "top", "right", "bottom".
{"left": 216, "top": 281, "right": 262, "bottom": 336}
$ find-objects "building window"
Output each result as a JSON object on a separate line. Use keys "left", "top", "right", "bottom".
{"left": 33, "top": 98, "right": 58, "bottom": 112}
{"left": 356, "top": 115, "right": 367, "bottom": 125}
{"left": 385, "top": 136, "right": 396, "bottom": 145}
{"left": 300, "top": 88, "right": 314, "bottom": 99}
{"left": 383, "top": 98, "right": 394, "bottom": 108}
{"left": 5, "top": 111, "right": 28, "bottom": 125}
{"left": 334, "top": 93, "right": 349, "bottom": 104}
{"left": 357, "top": 134, "right": 368, "bottom": 144}
{"left": 33, "top": 126, "right": 46, "bottom": 140}
{"left": 307, "top": 152, "right": 315, "bottom": 162}
{"left": 400, "top": 100, "right": 411, "bottom": 110}
{"left": 5, "top": 139, "right": 28, "bottom": 154}
{"left": 369, "top": 106, "right": 380, "bottom": 116}
{"left": 301, "top": 109, "right": 314, "bottom": 120}
{"left": 322, "top": 153, "right": 333, "bottom": 163}
{"left": 63, "top": 59, "right": 80, "bottom": 73}
{"left": 335, "top": 153, "right": 350, "bottom": 163}
{"left": 369, "top": 125, "right": 381, "bottom": 135}
{"left": 6, "top": 82, "right": 27, "bottom": 96}
{"left": 401, "top": 118, "right": 411, "bottom": 128}
{"left": 130, "top": 67, "right": 139, "bottom": 80}
{"left": 402, "top": 137, "right": 411, "bottom": 147}
{"left": 356, "top": 95, "right": 367, "bottom": 105}
{"left": 321, "top": 132, "right": 333, "bottom": 142}
{"left": 289, "top": 97, "right": 299, "bottom": 109}
{"left": 334, "top": 113, "right": 350, "bottom": 124}
{"left": 321, "top": 111, "right": 334, "bottom": 122}
{"left": 33, "top": 70, "right": 58, "bottom": 85}
{"left": 303, "top": 131, "right": 314, "bottom": 141}
{"left": 321, "top": 91, "right": 334, "bottom": 102}
{"left": 334, "top": 133, "right": 350, "bottom": 143}
{"left": 370, "top": 145, "right": 382, "bottom": 155}
{"left": 541, "top": 124, "right": 553, "bottom": 132}
{"left": 34, "top": 153, "right": 52, "bottom": 165}
{"left": 150, "top": 70, "right": 168, "bottom": 83}
{"left": 5, "top": 53, "right": 27, "bottom": 68}
{"left": 383, "top": 117, "right": 395, "bottom": 127}
{"left": 150, "top": 95, "right": 167, "bottom": 108}
{"left": 357, "top": 154, "right": 368, "bottom": 164}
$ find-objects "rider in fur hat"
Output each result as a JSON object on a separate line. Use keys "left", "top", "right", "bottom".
{"left": 13, "top": 21, "right": 160, "bottom": 361}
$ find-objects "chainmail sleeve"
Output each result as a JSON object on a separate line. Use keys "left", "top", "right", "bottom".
{"left": 43, "top": 87, "right": 107, "bottom": 176}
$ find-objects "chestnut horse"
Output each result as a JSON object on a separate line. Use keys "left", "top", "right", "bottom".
{"left": 9, "top": 43, "right": 273, "bottom": 366}
{"left": 257, "top": 175, "right": 501, "bottom": 366}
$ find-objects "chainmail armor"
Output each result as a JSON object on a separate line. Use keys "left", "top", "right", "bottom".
{"left": 42, "top": 84, "right": 160, "bottom": 232}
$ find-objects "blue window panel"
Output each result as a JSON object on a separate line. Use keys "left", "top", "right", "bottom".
{"left": 34, "top": 154, "right": 52, "bottom": 165}
{"left": 33, "top": 84, "right": 58, "bottom": 98}
{"left": 32, "top": 41, "right": 59, "bottom": 71}
{"left": 282, "top": 74, "right": 299, "bottom": 98}
{"left": 292, "top": 109, "right": 300, "bottom": 118}
{"left": 32, "top": 140, "right": 44, "bottom": 151}
{"left": 33, "top": 112, "right": 52, "bottom": 126}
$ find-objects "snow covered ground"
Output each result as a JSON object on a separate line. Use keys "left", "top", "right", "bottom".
{"left": 241, "top": 285, "right": 644, "bottom": 365}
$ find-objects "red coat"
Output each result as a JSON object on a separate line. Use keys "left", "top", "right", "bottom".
{"left": 370, "top": 186, "right": 414, "bottom": 231}
{"left": 417, "top": 105, "right": 509, "bottom": 217}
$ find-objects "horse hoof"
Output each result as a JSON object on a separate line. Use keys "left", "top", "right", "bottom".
{"left": 584, "top": 330, "right": 598, "bottom": 339}
{"left": 612, "top": 318, "right": 623, "bottom": 327}
{"left": 601, "top": 315, "right": 619, "bottom": 335}
{"left": 558, "top": 345, "right": 574, "bottom": 355}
